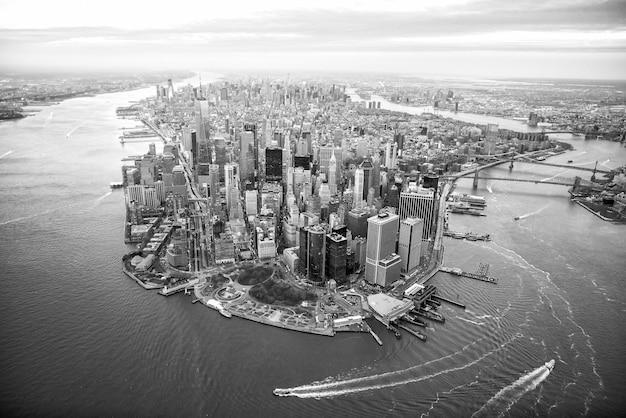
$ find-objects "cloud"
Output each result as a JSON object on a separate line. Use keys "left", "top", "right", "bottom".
{"left": 1, "top": 0, "right": 625, "bottom": 77}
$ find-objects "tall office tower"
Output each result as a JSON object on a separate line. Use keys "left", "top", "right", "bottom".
{"left": 155, "top": 180, "right": 165, "bottom": 203}
{"left": 127, "top": 184, "right": 146, "bottom": 206}
{"left": 145, "top": 188, "right": 159, "bottom": 209}
{"left": 140, "top": 155, "right": 155, "bottom": 185}
{"left": 360, "top": 159, "right": 373, "bottom": 200}
{"left": 243, "top": 123, "right": 258, "bottom": 176}
{"left": 298, "top": 224, "right": 327, "bottom": 283}
{"left": 240, "top": 131, "right": 255, "bottom": 184}
{"left": 399, "top": 188, "right": 436, "bottom": 241}
{"left": 422, "top": 175, "right": 439, "bottom": 191}
{"left": 318, "top": 146, "right": 342, "bottom": 180}
{"left": 319, "top": 182, "right": 331, "bottom": 206}
{"left": 265, "top": 147, "right": 283, "bottom": 182}
{"left": 326, "top": 232, "right": 347, "bottom": 284}
{"left": 365, "top": 212, "right": 401, "bottom": 286}
{"left": 296, "top": 137, "right": 309, "bottom": 157}
{"left": 399, "top": 217, "right": 423, "bottom": 272}
{"left": 354, "top": 168, "right": 365, "bottom": 206}
{"left": 347, "top": 207, "right": 370, "bottom": 238}
{"left": 328, "top": 153, "right": 338, "bottom": 195}
{"left": 224, "top": 163, "right": 238, "bottom": 209}
{"left": 245, "top": 190, "right": 258, "bottom": 216}
{"left": 388, "top": 184, "right": 400, "bottom": 209}
{"left": 372, "top": 154, "right": 381, "bottom": 197}
{"left": 208, "top": 164, "right": 220, "bottom": 206}
{"left": 214, "top": 136, "right": 227, "bottom": 177}
{"left": 181, "top": 127, "right": 192, "bottom": 153}
{"left": 220, "top": 87, "right": 229, "bottom": 101}
{"left": 385, "top": 142, "right": 393, "bottom": 168}
{"left": 394, "top": 133, "right": 405, "bottom": 153}
{"left": 166, "top": 79, "right": 175, "bottom": 101}
{"left": 485, "top": 123, "right": 498, "bottom": 155}
{"left": 367, "top": 187, "right": 375, "bottom": 206}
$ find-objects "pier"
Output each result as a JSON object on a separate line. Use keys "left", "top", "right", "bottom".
{"left": 440, "top": 264, "right": 498, "bottom": 284}
{"left": 432, "top": 295, "right": 466, "bottom": 309}
{"left": 396, "top": 323, "right": 427, "bottom": 341}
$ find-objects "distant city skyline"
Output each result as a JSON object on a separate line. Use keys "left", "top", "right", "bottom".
{"left": 1, "top": 0, "right": 625, "bottom": 79}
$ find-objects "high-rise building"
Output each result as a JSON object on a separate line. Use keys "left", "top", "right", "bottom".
{"left": 346, "top": 207, "right": 370, "bottom": 238}
{"left": 399, "top": 188, "right": 436, "bottom": 241}
{"left": 127, "top": 184, "right": 146, "bottom": 206}
{"left": 359, "top": 159, "right": 373, "bottom": 200}
{"left": 245, "top": 190, "right": 258, "bottom": 216}
{"left": 298, "top": 224, "right": 327, "bottom": 283}
{"left": 399, "top": 217, "right": 423, "bottom": 272}
{"left": 328, "top": 153, "right": 338, "bottom": 195}
{"left": 240, "top": 131, "right": 255, "bottom": 184}
{"left": 365, "top": 212, "right": 401, "bottom": 286}
{"left": 208, "top": 164, "right": 220, "bottom": 206}
{"left": 318, "top": 146, "right": 342, "bottom": 181}
{"left": 354, "top": 168, "right": 365, "bottom": 207}
{"left": 326, "top": 232, "right": 347, "bottom": 284}
{"left": 485, "top": 123, "right": 498, "bottom": 155}
{"left": 265, "top": 147, "right": 283, "bottom": 182}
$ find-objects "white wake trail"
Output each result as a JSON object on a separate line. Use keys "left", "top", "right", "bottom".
{"left": 472, "top": 361, "right": 554, "bottom": 418}
{"left": 0, "top": 150, "right": 14, "bottom": 159}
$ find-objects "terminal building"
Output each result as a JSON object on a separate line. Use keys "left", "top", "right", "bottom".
{"left": 366, "top": 293, "right": 414, "bottom": 325}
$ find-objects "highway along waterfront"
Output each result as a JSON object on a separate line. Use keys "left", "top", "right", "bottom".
{"left": 0, "top": 80, "right": 624, "bottom": 417}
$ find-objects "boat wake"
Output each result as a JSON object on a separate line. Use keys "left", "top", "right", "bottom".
{"left": 471, "top": 360, "right": 555, "bottom": 417}
{"left": 273, "top": 335, "right": 517, "bottom": 399}
{"left": 66, "top": 120, "right": 89, "bottom": 138}
{"left": 0, "top": 150, "right": 14, "bottom": 159}
{"left": 516, "top": 204, "right": 550, "bottom": 220}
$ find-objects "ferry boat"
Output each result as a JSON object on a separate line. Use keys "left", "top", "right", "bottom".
{"left": 110, "top": 182, "right": 124, "bottom": 189}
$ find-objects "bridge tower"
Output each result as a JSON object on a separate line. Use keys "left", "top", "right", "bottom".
{"left": 591, "top": 161, "right": 597, "bottom": 182}
{"left": 473, "top": 169, "right": 479, "bottom": 188}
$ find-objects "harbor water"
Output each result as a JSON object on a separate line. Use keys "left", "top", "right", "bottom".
{"left": 1, "top": 82, "right": 625, "bottom": 417}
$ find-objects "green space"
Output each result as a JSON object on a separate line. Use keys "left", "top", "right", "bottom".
{"left": 236, "top": 264, "right": 275, "bottom": 285}
{"left": 249, "top": 278, "right": 318, "bottom": 307}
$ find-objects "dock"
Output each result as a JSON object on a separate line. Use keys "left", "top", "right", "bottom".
{"left": 396, "top": 323, "right": 427, "bottom": 341}
{"left": 432, "top": 295, "right": 466, "bottom": 309}
{"left": 440, "top": 265, "right": 498, "bottom": 284}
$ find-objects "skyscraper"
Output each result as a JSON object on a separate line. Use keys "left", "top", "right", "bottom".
{"left": 325, "top": 232, "right": 347, "bottom": 284}
{"left": 399, "top": 217, "right": 423, "bottom": 272}
{"left": 399, "top": 188, "right": 436, "bottom": 241}
{"left": 265, "top": 147, "right": 283, "bottom": 182}
{"left": 485, "top": 124, "right": 498, "bottom": 155}
{"left": 354, "top": 168, "right": 365, "bottom": 207}
{"left": 328, "top": 152, "right": 338, "bottom": 195}
{"left": 240, "top": 131, "right": 255, "bottom": 185}
{"left": 365, "top": 212, "right": 401, "bottom": 286}
{"left": 298, "top": 224, "right": 326, "bottom": 283}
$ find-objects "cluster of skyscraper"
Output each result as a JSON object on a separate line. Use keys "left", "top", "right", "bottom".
{"left": 123, "top": 77, "right": 441, "bottom": 285}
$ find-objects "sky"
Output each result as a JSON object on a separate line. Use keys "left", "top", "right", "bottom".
{"left": 1, "top": 0, "right": 625, "bottom": 79}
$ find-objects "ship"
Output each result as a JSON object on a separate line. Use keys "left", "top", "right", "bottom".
{"left": 545, "top": 359, "right": 555, "bottom": 371}
{"left": 514, "top": 216, "right": 520, "bottom": 220}
{"left": 110, "top": 182, "right": 124, "bottom": 189}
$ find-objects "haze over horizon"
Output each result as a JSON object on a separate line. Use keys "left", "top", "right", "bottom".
{"left": 1, "top": 0, "right": 625, "bottom": 80}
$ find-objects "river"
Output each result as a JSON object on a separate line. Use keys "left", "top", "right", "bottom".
{"left": 0, "top": 79, "right": 624, "bottom": 417}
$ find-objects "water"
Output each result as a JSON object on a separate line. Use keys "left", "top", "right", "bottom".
{"left": 1, "top": 84, "right": 625, "bottom": 417}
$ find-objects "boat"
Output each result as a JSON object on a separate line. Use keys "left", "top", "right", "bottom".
{"left": 545, "top": 359, "right": 555, "bottom": 371}
{"left": 567, "top": 160, "right": 573, "bottom": 163}
{"left": 110, "top": 181, "right": 124, "bottom": 189}
{"left": 219, "top": 309, "right": 232, "bottom": 318}
{"left": 514, "top": 216, "right": 520, "bottom": 220}
{"left": 273, "top": 388, "right": 290, "bottom": 396}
